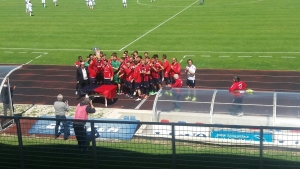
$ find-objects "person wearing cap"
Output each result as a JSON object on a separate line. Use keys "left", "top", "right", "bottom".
{"left": 228, "top": 75, "right": 247, "bottom": 117}
{"left": 76, "top": 61, "right": 89, "bottom": 96}
{"left": 73, "top": 97, "right": 96, "bottom": 153}
{"left": 54, "top": 94, "right": 70, "bottom": 139}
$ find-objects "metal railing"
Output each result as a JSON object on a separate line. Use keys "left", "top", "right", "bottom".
{"left": 0, "top": 116, "right": 300, "bottom": 169}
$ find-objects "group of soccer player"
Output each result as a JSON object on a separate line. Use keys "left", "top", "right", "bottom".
{"left": 25, "top": 0, "right": 58, "bottom": 16}
{"left": 75, "top": 49, "right": 197, "bottom": 102}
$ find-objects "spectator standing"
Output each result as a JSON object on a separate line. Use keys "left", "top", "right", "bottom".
{"left": 228, "top": 76, "right": 247, "bottom": 117}
{"left": 102, "top": 59, "right": 114, "bottom": 85}
{"left": 162, "top": 54, "right": 171, "bottom": 86}
{"left": 185, "top": 59, "right": 197, "bottom": 101}
{"left": 73, "top": 98, "right": 96, "bottom": 153}
{"left": 76, "top": 62, "right": 89, "bottom": 96}
{"left": 170, "top": 58, "right": 181, "bottom": 84}
{"left": 54, "top": 94, "right": 70, "bottom": 140}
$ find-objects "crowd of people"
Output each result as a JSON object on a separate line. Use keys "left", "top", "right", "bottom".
{"left": 75, "top": 49, "right": 197, "bottom": 101}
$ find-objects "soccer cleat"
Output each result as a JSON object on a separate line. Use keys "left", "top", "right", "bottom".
{"left": 174, "top": 108, "right": 181, "bottom": 112}
{"left": 164, "top": 91, "right": 169, "bottom": 95}
{"left": 149, "top": 92, "right": 155, "bottom": 95}
{"left": 135, "top": 98, "right": 141, "bottom": 101}
{"left": 185, "top": 96, "right": 191, "bottom": 100}
{"left": 75, "top": 91, "right": 78, "bottom": 95}
{"left": 130, "top": 96, "right": 133, "bottom": 99}
{"left": 192, "top": 97, "right": 197, "bottom": 101}
{"left": 169, "top": 93, "right": 173, "bottom": 96}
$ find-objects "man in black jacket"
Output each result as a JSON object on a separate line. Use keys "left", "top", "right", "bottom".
{"left": 76, "top": 62, "right": 89, "bottom": 96}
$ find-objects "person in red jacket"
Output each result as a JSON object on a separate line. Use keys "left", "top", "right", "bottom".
{"left": 102, "top": 59, "right": 114, "bottom": 85}
{"left": 162, "top": 54, "right": 171, "bottom": 86}
{"left": 141, "top": 59, "right": 151, "bottom": 99}
{"left": 88, "top": 58, "right": 98, "bottom": 85}
{"left": 133, "top": 56, "right": 143, "bottom": 101}
{"left": 168, "top": 74, "right": 182, "bottom": 112}
{"left": 170, "top": 58, "right": 181, "bottom": 84}
{"left": 124, "top": 61, "right": 134, "bottom": 98}
{"left": 228, "top": 75, "right": 247, "bottom": 117}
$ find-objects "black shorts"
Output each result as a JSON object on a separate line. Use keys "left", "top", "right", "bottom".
{"left": 134, "top": 82, "right": 141, "bottom": 90}
{"left": 103, "top": 79, "right": 111, "bottom": 85}
{"left": 164, "top": 77, "right": 171, "bottom": 85}
{"left": 125, "top": 80, "right": 132, "bottom": 88}
{"left": 142, "top": 81, "right": 149, "bottom": 88}
{"left": 149, "top": 79, "right": 153, "bottom": 85}
{"left": 153, "top": 78, "right": 162, "bottom": 85}
{"left": 186, "top": 79, "right": 195, "bottom": 88}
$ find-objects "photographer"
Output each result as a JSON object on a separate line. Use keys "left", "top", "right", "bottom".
{"left": 73, "top": 97, "right": 96, "bottom": 153}
{"left": 54, "top": 94, "right": 70, "bottom": 140}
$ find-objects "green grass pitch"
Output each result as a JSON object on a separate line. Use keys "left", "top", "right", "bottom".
{"left": 0, "top": 0, "right": 300, "bottom": 70}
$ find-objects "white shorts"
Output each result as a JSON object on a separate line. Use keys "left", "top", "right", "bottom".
{"left": 28, "top": 8, "right": 32, "bottom": 12}
{"left": 42, "top": 0, "right": 45, "bottom": 3}
{"left": 122, "top": 0, "right": 127, "bottom": 3}
{"left": 53, "top": 0, "right": 57, "bottom": 2}
{"left": 88, "top": 1, "right": 93, "bottom": 5}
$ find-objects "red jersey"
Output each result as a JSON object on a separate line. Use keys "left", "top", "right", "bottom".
{"left": 151, "top": 62, "right": 161, "bottom": 79}
{"left": 163, "top": 60, "right": 171, "bottom": 77}
{"left": 133, "top": 64, "right": 142, "bottom": 83}
{"left": 172, "top": 79, "right": 183, "bottom": 88}
{"left": 119, "top": 62, "right": 126, "bottom": 79}
{"left": 229, "top": 81, "right": 247, "bottom": 92}
{"left": 103, "top": 64, "right": 114, "bottom": 79}
{"left": 75, "top": 61, "right": 81, "bottom": 67}
{"left": 88, "top": 59, "right": 98, "bottom": 78}
{"left": 170, "top": 62, "right": 181, "bottom": 79}
{"left": 141, "top": 64, "right": 151, "bottom": 82}
{"left": 124, "top": 67, "right": 133, "bottom": 81}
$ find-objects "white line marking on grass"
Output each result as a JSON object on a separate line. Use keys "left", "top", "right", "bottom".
{"left": 119, "top": 0, "right": 199, "bottom": 51}
{"left": 25, "top": 60, "right": 33, "bottom": 64}
{"left": 135, "top": 98, "right": 148, "bottom": 109}
{"left": 201, "top": 55, "right": 211, "bottom": 57}
{"left": 180, "top": 55, "right": 195, "bottom": 63}
{"left": 259, "top": 56, "right": 272, "bottom": 58}
{"left": 19, "top": 52, "right": 27, "bottom": 53}
{"left": 32, "top": 52, "right": 47, "bottom": 54}
{"left": 281, "top": 56, "right": 295, "bottom": 59}
{"left": 219, "top": 56, "right": 230, "bottom": 58}
{"left": 35, "top": 55, "right": 42, "bottom": 59}
{"left": 238, "top": 56, "right": 252, "bottom": 58}
{"left": 5, "top": 51, "right": 13, "bottom": 53}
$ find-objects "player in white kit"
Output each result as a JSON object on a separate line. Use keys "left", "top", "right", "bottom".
{"left": 122, "top": 0, "right": 127, "bottom": 8}
{"left": 25, "top": 0, "right": 29, "bottom": 13}
{"left": 42, "top": 0, "right": 46, "bottom": 8}
{"left": 28, "top": 1, "right": 33, "bottom": 16}
{"left": 85, "top": 0, "right": 89, "bottom": 6}
{"left": 53, "top": 0, "right": 57, "bottom": 6}
{"left": 88, "top": 0, "right": 94, "bottom": 9}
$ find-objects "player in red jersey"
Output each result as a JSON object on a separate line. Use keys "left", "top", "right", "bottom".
{"left": 141, "top": 59, "right": 151, "bottom": 99}
{"left": 124, "top": 61, "right": 134, "bottom": 98}
{"left": 88, "top": 57, "right": 98, "bottom": 85}
{"left": 170, "top": 58, "right": 181, "bottom": 84}
{"left": 133, "top": 56, "right": 143, "bottom": 101}
{"left": 118, "top": 57, "right": 126, "bottom": 95}
{"left": 151, "top": 55, "right": 164, "bottom": 94}
{"left": 102, "top": 59, "right": 114, "bottom": 85}
{"left": 228, "top": 76, "right": 247, "bottom": 117}
{"left": 162, "top": 54, "right": 171, "bottom": 86}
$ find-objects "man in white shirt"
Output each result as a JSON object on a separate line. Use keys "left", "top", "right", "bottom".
{"left": 25, "top": 0, "right": 29, "bottom": 13}
{"left": 53, "top": 0, "right": 57, "bottom": 6}
{"left": 88, "top": 0, "right": 94, "bottom": 9}
{"left": 185, "top": 59, "right": 197, "bottom": 101}
{"left": 42, "top": 0, "right": 46, "bottom": 8}
{"left": 76, "top": 62, "right": 89, "bottom": 96}
{"left": 28, "top": 1, "right": 33, "bottom": 16}
{"left": 122, "top": 0, "right": 127, "bottom": 8}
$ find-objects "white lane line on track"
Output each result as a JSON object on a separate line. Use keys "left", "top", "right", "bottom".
{"left": 135, "top": 98, "right": 148, "bottom": 109}
{"left": 119, "top": 0, "right": 199, "bottom": 51}
{"left": 281, "top": 56, "right": 295, "bottom": 59}
{"left": 219, "top": 56, "right": 230, "bottom": 57}
{"left": 238, "top": 56, "right": 252, "bottom": 58}
{"left": 259, "top": 56, "right": 272, "bottom": 58}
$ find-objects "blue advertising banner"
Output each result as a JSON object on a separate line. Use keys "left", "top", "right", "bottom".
{"left": 28, "top": 116, "right": 139, "bottom": 140}
{"left": 211, "top": 130, "right": 273, "bottom": 142}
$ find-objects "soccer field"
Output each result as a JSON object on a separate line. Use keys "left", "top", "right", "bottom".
{"left": 1, "top": 0, "right": 300, "bottom": 70}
